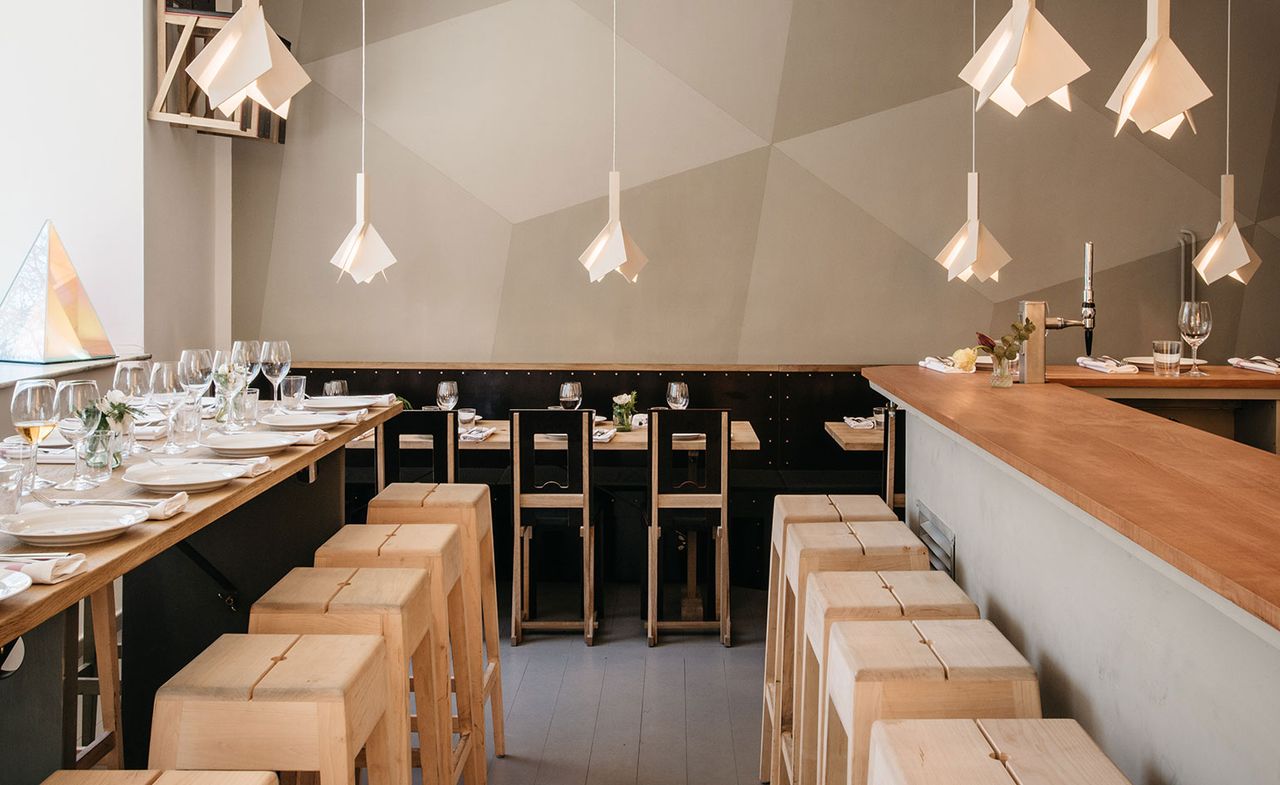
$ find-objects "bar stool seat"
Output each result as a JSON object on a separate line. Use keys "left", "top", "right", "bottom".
{"left": 761, "top": 495, "right": 897, "bottom": 781}
{"left": 769, "top": 522, "right": 928, "bottom": 785}
{"left": 868, "top": 719, "right": 1133, "bottom": 785}
{"left": 314, "top": 524, "right": 485, "bottom": 785}
{"left": 41, "top": 772, "right": 277, "bottom": 785}
{"left": 796, "top": 571, "right": 979, "bottom": 785}
{"left": 148, "top": 634, "right": 398, "bottom": 785}
{"left": 824, "top": 620, "right": 1042, "bottom": 785}
{"left": 367, "top": 482, "right": 506, "bottom": 757}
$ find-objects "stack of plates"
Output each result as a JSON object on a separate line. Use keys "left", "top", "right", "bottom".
{"left": 260, "top": 413, "right": 347, "bottom": 431}
{"left": 0, "top": 571, "right": 33, "bottom": 601}
{"left": 203, "top": 431, "right": 301, "bottom": 457}
{"left": 0, "top": 507, "right": 148, "bottom": 546}
{"left": 123, "top": 463, "right": 248, "bottom": 493}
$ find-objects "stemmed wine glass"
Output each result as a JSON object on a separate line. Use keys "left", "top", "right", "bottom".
{"left": 666, "top": 382, "right": 689, "bottom": 410}
{"left": 150, "top": 362, "right": 187, "bottom": 455}
{"left": 437, "top": 381, "right": 459, "bottom": 410}
{"left": 54, "top": 380, "right": 102, "bottom": 491}
{"left": 1178, "top": 301, "right": 1212, "bottom": 378}
{"left": 178, "top": 349, "right": 214, "bottom": 400}
{"left": 10, "top": 379, "right": 57, "bottom": 490}
{"left": 232, "top": 340, "right": 263, "bottom": 387}
{"left": 559, "top": 382, "right": 582, "bottom": 410}
{"left": 113, "top": 361, "right": 151, "bottom": 454}
{"left": 260, "top": 340, "right": 292, "bottom": 413}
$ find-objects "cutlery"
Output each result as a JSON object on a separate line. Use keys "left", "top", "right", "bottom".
{"left": 1248, "top": 356, "right": 1280, "bottom": 368}
{"left": 0, "top": 552, "right": 71, "bottom": 560}
{"left": 32, "top": 491, "right": 157, "bottom": 509}
{"left": 1099, "top": 356, "right": 1127, "bottom": 367}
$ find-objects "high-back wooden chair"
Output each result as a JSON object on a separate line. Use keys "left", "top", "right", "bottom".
{"left": 510, "top": 408, "right": 598, "bottom": 645}
{"left": 379, "top": 409, "right": 459, "bottom": 490}
{"left": 646, "top": 408, "right": 731, "bottom": 647}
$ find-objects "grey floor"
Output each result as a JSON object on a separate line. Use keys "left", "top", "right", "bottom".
{"left": 480, "top": 583, "right": 766, "bottom": 785}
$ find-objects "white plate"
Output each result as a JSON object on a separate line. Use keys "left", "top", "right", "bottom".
{"left": 594, "top": 415, "right": 607, "bottom": 424}
{"left": 303, "top": 395, "right": 382, "bottom": 410}
{"left": 0, "top": 507, "right": 147, "bottom": 546}
{"left": 260, "top": 413, "right": 347, "bottom": 431}
{"left": 123, "top": 463, "right": 247, "bottom": 493}
{"left": 672, "top": 433, "right": 704, "bottom": 441}
{"left": 1122, "top": 356, "right": 1208, "bottom": 369}
{"left": 0, "top": 570, "right": 34, "bottom": 601}
{"left": 202, "top": 431, "right": 301, "bottom": 457}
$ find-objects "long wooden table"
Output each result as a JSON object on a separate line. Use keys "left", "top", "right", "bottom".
{"left": 347, "top": 419, "right": 762, "bottom": 452}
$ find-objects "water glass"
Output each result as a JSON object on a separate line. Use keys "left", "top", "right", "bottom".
{"left": 437, "top": 381, "right": 459, "bottom": 410}
{"left": 1152, "top": 340, "right": 1183, "bottom": 377}
{"left": 233, "top": 388, "right": 260, "bottom": 428}
{"left": 0, "top": 442, "right": 35, "bottom": 495}
{"left": 559, "top": 382, "right": 582, "bottom": 410}
{"left": 172, "top": 401, "right": 202, "bottom": 448}
{"left": 458, "top": 407, "right": 477, "bottom": 428}
{"left": 81, "top": 430, "right": 114, "bottom": 484}
{"left": 281, "top": 375, "right": 307, "bottom": 411}
{"left": 665, "top": 382, "right": 689, "bottom": 410}
{"left": 872, "top": 406, "right": 887, "bottom": 428}
{"left": 0, "top": 464, "right": 21, "bottom": 514}
{"left": 323, "top": 380, "right": 349, "bottom": 396}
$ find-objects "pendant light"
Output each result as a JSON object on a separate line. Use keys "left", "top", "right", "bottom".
{"left": 329, "top": 0, "right": 398, "bottom": 284}
{"left": 937, "top": 0, "right": 1012, "bottom": 284}
{"left": 960, "top": 0, "right": 1089, "bottom": 117}
{"left": 185, "top": 0, "right": 310, "bottom": 119}
{"left": 1107, "top": 0, "right": 1212, "bottom": 139}
{"left": 579, "top": 0, "right": 648, "bottom": 283}
{"left": 1194, "top": 0, "right": 1262, "bottom": 285}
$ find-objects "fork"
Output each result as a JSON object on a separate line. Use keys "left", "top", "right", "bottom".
{"left": 32, "top": 491, "right": 157, "bottom": 509}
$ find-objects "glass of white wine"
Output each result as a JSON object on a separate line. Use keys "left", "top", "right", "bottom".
{"left": 10, "top": 379, "right": 57, "bottom": 490}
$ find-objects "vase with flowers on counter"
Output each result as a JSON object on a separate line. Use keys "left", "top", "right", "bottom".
{"left": 977, "top": 319, "right": 1036, "bottom": 388}
{"left": 613, "top": 391, "right": 638, "bottom": 431}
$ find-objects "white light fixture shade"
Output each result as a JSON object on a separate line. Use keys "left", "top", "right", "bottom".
{"left": 1194, "top": 175, "right": 1262, "bottom": 284}
{"left": 1107, "top": 0, "right": 1211, "bottom": 137}
{"left": 186, "top": 0, "right": 310, "bottom": 120}
{"left": 579, "top": 171, "right": 648, "bottom": 283}
{"left": 936, "top": 173, "right": 1011, "bottom": 283}
{"left": 960, "top": 0, "right": 1089, "bottom": 117}
{"left": 330, "top": 174, "right": 398, "bottom": 284}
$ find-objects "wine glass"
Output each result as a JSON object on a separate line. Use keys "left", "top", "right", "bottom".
{"left": 54, "top": 380, "right": 102, "bottom": 491}
{"left": 150, "top": 361, "right": 187, "bottom": 455}
{"left": 10, "top": 379, "right": 57, "bottom": 489}
{"left": 232, "top": 340, "right": 263, "bottom": 386}
{"left": 559, "top": 382, "right": 582, "bottom": 410}
{"left": 178, "top": 349, "right": 214, "bottom": 400}
{"left": 665, "top": 382, "right": 689, "bottom": 410}
{"left": 1178, "top": 301, "right": 1212, "bottom": 378}
{"left": 212, "top": 349, "right": 248, "bottom": 432}
{"left": 260, "top": 340, "right": 292, "bottom": 413}
{"left": 113, "top": 361, "right": 151, "bottom": 454}
{"left": 437, "top": 381, "right": 459, "bottom": 411}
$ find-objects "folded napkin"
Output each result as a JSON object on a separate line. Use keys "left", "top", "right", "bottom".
{"left": 134, "top": 424, "right": 167, "bottom": 441}
{"left": 293, "top": 430, "right": 330, "bottom": 445}
{"left": 37, "top": 447, "right": 76, "bottom": 465}
{"left": 1228, "top": 357, "right": 1280, "bottom": 375}
{"left": 2, "top": 554, "right": 87, "bottom": 584}
{"left": 918, "top": 357, "right": 974, "bottom": 374}
{"left": 593, "top": 428, "right": 617, "bottom": 443}
{"left": 339, "top": 409, "right": 369, "bottom": 424}
{"left": 460, "top": 427, "right": 495, "bottom": 442}
{"left": 152, "top": 456, "right": 271, "bottom": 477}
{"left": 145, "top": 492, "right": 189, "bottom": 520}
{"left": 631, "top": 413, "right": 649, "bottom": 428}
{"left": 1076, "top": 356, "right": 1139, "bottom": 374}
{"left": 842, "top": 417, "right": 876, "bottom": 430}
{"left": 367, "top": 394, "right": 398, "bottom": 407}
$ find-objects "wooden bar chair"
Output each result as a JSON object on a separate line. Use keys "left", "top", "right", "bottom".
{"left": 823, "top": 620, "right": 1042, "bottom": 785}
{"left": 867, "top": 719, "right": 1133, "bottom": 785}
{"left": 797, "top": 571, "right": 979, "bottom": 785}
{"left": 646, "top": 407, "right": 731, "bottom": 647}
{"left": 378, "top": 409, "right": 459, "bottom": 490}
{"left": 510, "top": 408, "right": 598, "bottom": 645}
{"left": 769, "top": 522, "right": 928, "bottom": 785}
{"left": 148, "top": 634, "right": 399, "bottom": 785}
{"left": 42, "top": 772, "right": 278, "bottom": 784}
{"left": 761, "top": 495, "right": 896, "bottom": 781}
{"left": 78, "top": 585, "right": 123, "bottom": 770}
{"left": 314, "top": 524, "right": 486, "bottom": 785}
{"left": 367, "top": 482, "right": 506, "bottom": 756}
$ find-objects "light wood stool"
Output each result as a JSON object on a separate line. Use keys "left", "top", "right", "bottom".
{"left": 41, "top": 772, "right": 277, "bottom": 785}
{"left": 768, "top": 522, "right": 928, "bottom": 785}
{"left": 796, "top": 571, "right": 978, "bottom": 785}
{"left": 867, "top": 719, "right": 1132, "bottom": 785}
{"left": 761, "top": 495, "right": 897, "bottom": 781}
{"left": 148, "top": 634, "right": 398, "bottom": 785}
{"left": 248, "top": 566, "right": 455, "bottom": 785}
{"left": 314, "top": 524, "right": 486, "bottom": 785}
{"left": 823, "top": 620, "right": 1042, "bottom": 785}
{"left": 367, "top": 482, "right": 506, "bottom": 756}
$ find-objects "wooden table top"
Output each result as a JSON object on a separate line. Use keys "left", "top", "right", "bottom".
{"left": 346, "top": 419, "right": 761, "bottom": 452}
{"left": 823, "top": 421, "right": 885, "bottom": 451}
{"left": 1047, "top": 364, "right": 1280, "bottom": 389}
{"left": 0, "top": 404, "right": 402, "bottom": 645}
{"left": 864, "top": 365, "right": 1280, "bottom": 631}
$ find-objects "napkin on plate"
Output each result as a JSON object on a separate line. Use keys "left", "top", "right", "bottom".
{"left": 1076, "top": 356, "right": 1139, "bottom": 374}
{"left": 593, "top": 428, "right": 617, "bottom": 443}
{"left": 461, "top": 427, "right": 495, "bottom": 442}
{"left": 151, "top": 456, "right": 271, "bottom": 477}
{"left": 1228, "top": 357, "right": 1280, "bottom": 375}
{"left": 631, "top": 413, "right": 649, "bottom": 428}
{"left": 918, "top": 357, "right": 974, "bottom": 374}
{"left": 1, "top": 554, "right": 87, "bottom": 584}
{"left": 842, "top": 417, "right": 876, "bottom": 430}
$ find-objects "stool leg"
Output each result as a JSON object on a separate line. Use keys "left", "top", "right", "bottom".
{"left": 511, "top": 523, "right": 523, "bottom": 646}
{"left": 718, "top": 522, "right": 731, "bottom": 647}
{"left": 761, "top": 545, "right": 782, "bottom": 782}
{"left": 89, "top": 584, "right": 122, "bottom": 769}
{"left": 582, "top": 519, "right": 595, "bottom": 646}
{"left": 480, "top": 529, "right": 506, "bottom": 757}
{"left": 646, "top": 523, "right": 659, "bottom": 647}
{"left": 317, "top": 703, "right": 358, "bottom": 785}
{"left": 147, "top": 697, "right": 181, "bottom": 769}
{"left": 381, "top": 625, "right": 413, "bottom": 785}
{"left": 449, "top": 583, "right": 487, "bottom": 785}
{"left": 416, "top": 602, "right": 452, "bottom": 785}
{"left": 363, "top": 710, "right": 399, "bottom": 785}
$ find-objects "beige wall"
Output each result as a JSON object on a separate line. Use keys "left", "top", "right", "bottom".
{"left": 233, "top": 0, "right": 1280, "bottom": 364}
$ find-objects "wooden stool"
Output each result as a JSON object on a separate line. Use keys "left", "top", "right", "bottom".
{"left": 148, "top": 634, "right": 398, "bottom": 785}
{"left": 796, "top": 571, "right": 979, "bottom": 785}
{"left": 769, "top": 522, "right": 927, "bottom": 785}
{"left": 248, "top": 567, "right": 450, "bottom": 785}
{"left": 42, "top": 772, "right": 277, "bottom": 785}
{"left": 367, "top": 482, "right": 505, "bottom": 757}
{"left": 867, "top": 719, "right": 1132, "bottom": 785}
{"left": 823, "top": 620, "right": 1042, "bottom": 785}
{"left": 761, "top": 495, "right": 896, "bottom": 781}
{"left": 314, "top": 524, "right": 486, "bottom": 785}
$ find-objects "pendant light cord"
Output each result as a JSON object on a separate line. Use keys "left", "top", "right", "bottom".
{"left": 970, "top": 0, "right": 976, "bottom": 172}
{"left": 361, "top": 0, "right": 367, "bottom": 175}
{"left": 612, "top": 0, "right": 617, "bottom": 172}
{"left": 1225, "top": 0, "right": 1231, "bottom": 174}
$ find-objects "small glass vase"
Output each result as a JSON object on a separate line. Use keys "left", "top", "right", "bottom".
{"left": 991, "top": 356, "right": 1015, "bottom": 388}
{"left": 613, "top": 405, "right": 634, "bottom": 432}
{"left": 84, "top": 430, "right": 121, "bottom": 482}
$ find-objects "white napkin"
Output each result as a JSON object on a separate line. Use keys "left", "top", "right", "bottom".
{"left": 1076, "top": 356, "right": 1139, "bottom": 374}
{"left": 339, "top": 409, "right": 369, "bottom": 424}
{"left": 593, "top": 428, "right": 617, "bottom": 443}
{"left": 842, "top": 417, "right": 876, "bottom": 430}
{"left": 918, "top": 357, "right": 973, "bottom": 374}
{"left": 152, "top": 456, "right": 271, "bottom": 477}
{"left": 146, "top": 492, "right": 189, "bottom": 520}
{"left": 134, "top": 424, "right": 167, "bottom": 441}
{"left": 1, "top": 555, "right": 87, "bottom": 584}
{"left": 631, "top": 413, "right": 649, "bottom": 428}
{"left": 1228, "top": 357, "right": 1280, "bottom": 375}
{"left": 36, "top": 447, "right": 76, "bottom": 465}
{"left": 460, "top": 427, "right": 495, "bottom": 442}
{"left": 293, "top": 430, "right": 330, "bottom": 445}
{"left": 367, "top": 394, "right": 398, "bottom": 407}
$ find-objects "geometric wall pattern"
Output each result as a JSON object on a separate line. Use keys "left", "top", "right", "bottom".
{"left": 234, "top": 0, "right": 1280, "bottom": 364}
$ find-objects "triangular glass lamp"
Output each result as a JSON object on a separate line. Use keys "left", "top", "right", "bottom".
{"left": 0, "top": 221, "right": 114, "bottom": 363}
{"left": 936, "top": 173, "right": 1011, "bottom": 283}
{"left": 579, "top": 171, "right": 648, "bottom": 283}
{"left": 1194, "top": 175, "right": 1262, "bottom": 284}
{"left": 960, "top": 0, "right": 1089, "bottom": 117}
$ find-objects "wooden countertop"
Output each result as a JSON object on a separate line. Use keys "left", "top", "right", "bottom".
{"left": 864, "top": 365, "right": 1280, "bottom": 631}
{"left": 347, "top": 420, "right": 761, "bottom": 451}
{"left": 1047, "top": 364, "right": 1280, "bottom": 389}
{"left": 0, "top": 404, "right": 402, "bottom": 645}
{"left": 823, "top": 421, "right": 885, "bottom": 451}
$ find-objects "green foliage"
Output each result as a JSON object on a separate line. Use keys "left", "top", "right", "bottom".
{"left": 976, "top": 319, "right": 1037, "bottom": 362}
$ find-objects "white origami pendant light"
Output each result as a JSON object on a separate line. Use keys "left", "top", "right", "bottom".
{"left": 579, "top": 0, "right": 648, "bottom": 283}
{"left": 960, "top": 0, "right": 1089, "bottom": 117}
{"left": 1107, "top": 0, "right": 1212, "bottom": 139}
{"left": 329, "top": 0, "right": 397, "bottom": 284}
{"left": 185, "top": 0, "right": 310, "bottom": 120}
{"left": 1194, "top": 0, "right": 1261, "bottom": 285}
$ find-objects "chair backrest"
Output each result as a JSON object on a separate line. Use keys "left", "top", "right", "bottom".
{"left": 510, "top": 409, "right": 594, "bottom": 512}
{"left": 381, "top": 409, "right": 459, "bottom": 485}
{"left": 648, "top": 408, "right": 730, "bottom": 508}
